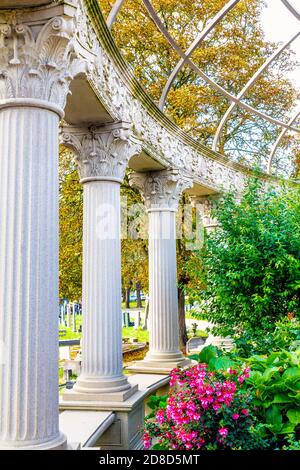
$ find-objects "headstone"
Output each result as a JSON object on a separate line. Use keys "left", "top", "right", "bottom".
{"left": 66, "top": 303, "right": 71, "bottom": 328}
{"left": 186, "top": 337, "right": 206, "bottom": 354}
{"left": 133, "top": 311, "right": 141, "bottom": 329}
{"left": 123, "top": 312, "right": 131, "bottom": 327}
{"left": 72, "top": 303, "right": 76, "bottom": 332}
{"left": 59, "top": 346, "right": 71, "bottom": 361}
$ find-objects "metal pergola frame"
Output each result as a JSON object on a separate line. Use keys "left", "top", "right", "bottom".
{"left": 105, "top": 0, "right": 300, "bottom": 175}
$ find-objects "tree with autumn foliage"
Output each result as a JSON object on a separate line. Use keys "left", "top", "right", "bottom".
{"left": 59, "top": 149, "right": 83, "bottom": 301}
{"left": 99, "top": 0, "right": 299, "bottom": 174}
{"left": 59, "top": 153, "right": 149, "bottom": 305}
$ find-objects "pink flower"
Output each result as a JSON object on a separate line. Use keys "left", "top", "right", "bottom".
{"left": 156, "top": 409, "right": 165, "bottom": 424}
{"left": 232, "top": 413, "right": 239, "bottom": 421}
{"left": 218, "top": 427, "right": 228, "bottom": 438}
{"left": 241, "top": 408, "right": 249, "bottom": 416}
{"left": 143, "top": 432, "right": 152, "bottom": 450}
{"left": 238, "top": 376, "right": 245, "bottom": 384}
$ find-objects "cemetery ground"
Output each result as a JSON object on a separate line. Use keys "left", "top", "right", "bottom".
{"left": 58, "top": 309, "right": 209, "bottom": 388}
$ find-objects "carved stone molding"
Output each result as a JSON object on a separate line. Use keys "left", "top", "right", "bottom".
{"left": 74, "top": 1, "right": 250, "bottom": 195}
{"left": 0, "top": 7, "right": 82, "bottom": 113}
{"left": 60, "top": 122, "right": 142, "bottom": 182}
{"left": 129, "top": 169, "right": 193, "bottom": 211}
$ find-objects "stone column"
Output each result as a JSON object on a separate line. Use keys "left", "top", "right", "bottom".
{"left": 191, "top": 195, "right": 220, "bottom": 233}
{"left": 0, "top": 7, "right": 78, "bottom": 449}
{"left": 60, "top": 124, "right": 141, "bottom": 402}
{"left": 129, "top": 170, "right": 193, "bottom": 373}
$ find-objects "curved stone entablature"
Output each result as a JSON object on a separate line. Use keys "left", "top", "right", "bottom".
{"left": 80, "top": 0, "right": 283, "bottom": 195}
{"left": 77, "top": 0, "right": 250, "bottom": 195}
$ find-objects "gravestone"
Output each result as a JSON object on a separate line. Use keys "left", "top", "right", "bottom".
{"left": 186, "top": 336, "right": 206, "bottom": 354}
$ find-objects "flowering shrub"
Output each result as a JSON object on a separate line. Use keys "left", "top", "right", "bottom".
{"left": 144, "top": 363, "right": 267, "bottom": 450}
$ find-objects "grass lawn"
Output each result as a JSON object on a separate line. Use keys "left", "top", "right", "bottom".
{"left": 122, "top": 327, "right": 149, "bottom": 343}
{"left": 59, "top": 318, "right": 149, "bottom": 344}
{"left": 121, "top": 300, "right": 146, "bottom": 309}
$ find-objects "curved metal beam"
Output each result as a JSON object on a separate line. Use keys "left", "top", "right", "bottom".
{"left": 213, "top": 31, "right": 300, "bottom": 151}
{"left": 142, "top": 0, "right": 300, "bottom": 133}
{"left": 267, "top": 109, "right": 300, "bottom": 174}
{"left": 281, "top": 0, "right": 300, "bottom": 21}
{"left": 159, "top": 0, "right": 241, "bottom": 110}
{"left": 107, "top": 0, "right": 126, "bottom": 30}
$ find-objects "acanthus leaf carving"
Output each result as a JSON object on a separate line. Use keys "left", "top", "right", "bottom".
{"left": 60, "top": 122, "right": 142, "bottom": 182}
{"left": 129, "top": 169, "right": 193, "bottom": 211}
{"left": 0, "top": 9, "right": 80, "bottom": 111}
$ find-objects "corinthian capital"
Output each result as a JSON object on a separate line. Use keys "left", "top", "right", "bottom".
{"left": 129, "top": 169, "right": 193, "bottom": 211}
{"left": 60, "top": 122, "right": 142, "bottom": 183}
{"left": 0, "top": 7, "right": 81, "bottom": 113}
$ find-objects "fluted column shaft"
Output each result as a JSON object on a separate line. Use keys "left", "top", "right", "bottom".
{"left": 60, "top": 123, "right": 141, "bottom": 401}
{"left": 128, "top": 169, "right": 192, "bottom": 373}
{"left": 147, "top": 209, "right": 182, "bottom": 360}
{"left": 0, "top": 107, "right": 65, "bottom": 449}
{"left": 74, "top": 181, "right": 130, "bottom": 394}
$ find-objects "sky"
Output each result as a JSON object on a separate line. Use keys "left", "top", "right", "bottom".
{"left": 261, "top": 0, "right": 300, "bottom": 88}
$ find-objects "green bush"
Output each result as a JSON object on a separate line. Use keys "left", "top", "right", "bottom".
{"left": 190, "top": 346, "right": 300, "bottom": 448}
{"left": 246, "top": 349, "right": 300, "bottom": 443}
{"left": 192, "top": 179, "right": 300, "bottom": 341}
{"left": 144, "top": 355, "right": 268, "bottom": 450}
{"left": 235, "top": 318, "right": 300, "bottom": 357}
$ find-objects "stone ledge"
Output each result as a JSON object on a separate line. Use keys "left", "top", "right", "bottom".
{"left": 128, "top": 373, "right": 170, "bottom": 395}
{"left": 59, "top": 389, "right": 146, "bottom": 412}
{"left": 126, "top": 357, "right": 191, "bottom": 374}
{"left": 59, "top": 410, "right": 115, "bottom": 449}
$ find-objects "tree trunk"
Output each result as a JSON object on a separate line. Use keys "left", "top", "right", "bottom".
{"left": 136, "top": 281, "right": 142, "bottom": 308}
{"left": 178, "top": 286, "right": 188, "bottom": 352}
{"left": 143, "top": 300, "right": 149, "bottom": 331}
{"left": 125, "top": 286, "right": 131, "bottom": 309}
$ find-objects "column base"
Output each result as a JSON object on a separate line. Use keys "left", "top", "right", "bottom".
{"left": 62, "top": 375, "right": 138, "bottom": 403}
{"left": 126, "top": 352, "right": 191, "bottom": 374}
{"left": 0, "top": 433, "right": 67, "bottom": 450}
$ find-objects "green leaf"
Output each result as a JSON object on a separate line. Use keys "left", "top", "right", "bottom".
{"left": 199, "top": 345, "right": 218, "bottom": 365}
{"left": 287, "top": 409, "right": 300, "bottom": 424}
{"left": 247, "top": 370, "right": 263, "bottom": 386}
{"left": 188, "top": 354, "right": 201, "bottom": 362}
{"left": 280, "top": 423, "right": 296, "bottom": 434}
{"left": 209, "top": 356, "right": 235, "bottom": 371}
{"left": 272, "top": 393, "right": 293, "bottom": 404}
{"left": 152, "top": 443, "right": 167, "bottom": 450}
{"left": 147, "top": 395, "right": 167, "bottom": 411}
{"left": 266, "top": 405, "right": 283, "bottom": 426}
{"left": 262, "top": 367, "right": 280, "bottom": 382}
{"left": 282, "top": 367, "right": 300, "bottom": 382}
